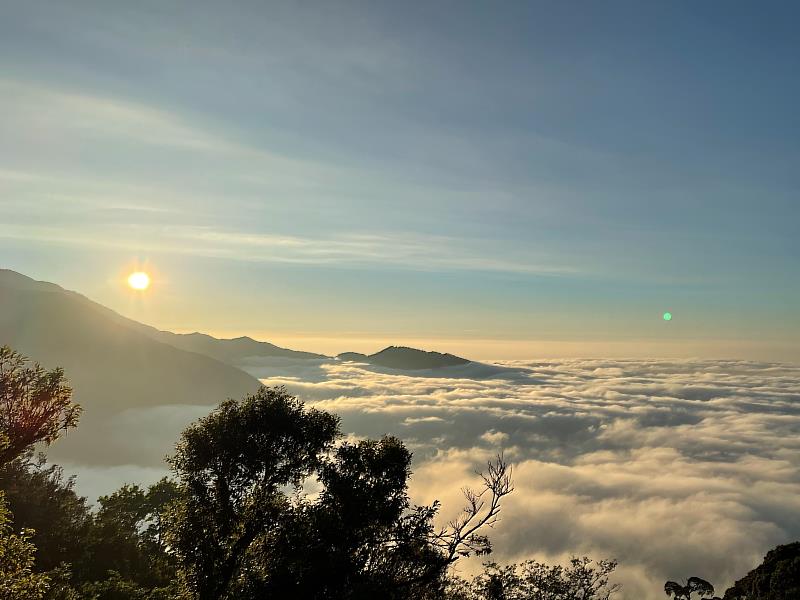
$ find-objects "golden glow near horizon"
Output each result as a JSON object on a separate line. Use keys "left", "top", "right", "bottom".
{"left": 127, "top": 271, "right": 151, "bottom": 291}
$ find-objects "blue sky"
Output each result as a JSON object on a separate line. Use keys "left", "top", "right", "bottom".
{"left": 1, "top": 1, "right": 798, "bottom": 359}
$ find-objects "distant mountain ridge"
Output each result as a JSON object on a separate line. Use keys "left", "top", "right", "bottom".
{"left": 1, "top": 268, "right": 476, "bottom": 395}
{"left": 0, "top": 269, "right": 261, "bottom": 416}
{"left": 0, "top": 269, "right": 326, "bottom": 367}
{"left": 145, "top": 331, "right": 327, "bottom": 364}
{"left": 337, "top": 346, "right": 470, "bottom": 370}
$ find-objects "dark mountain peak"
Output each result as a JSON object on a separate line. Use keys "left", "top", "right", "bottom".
{"left": 337, "top": 352, "right": 368, "bottom": 362}
{"left": 338, "top": 346, "right": 470, "bottom": 370}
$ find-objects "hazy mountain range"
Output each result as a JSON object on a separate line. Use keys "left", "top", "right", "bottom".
{"left": 0, "top": 269, "right": 472, "bottom": 418}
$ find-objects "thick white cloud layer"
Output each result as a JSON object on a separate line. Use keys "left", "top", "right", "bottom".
{"left": 59, "top": 358, "right": 800, "bottom": 599}
{"left": 254, "top": 358, "right": 800, "bottom": 599}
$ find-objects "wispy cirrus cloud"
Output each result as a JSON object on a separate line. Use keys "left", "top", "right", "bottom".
{"left": 0, "top": 78, "right": 575, "bottom": 276}
{"left": 0, "top": 78, "right": 226, "bottom": 152}
{"left": 0, "top": 220, "right": 575, "bottom": 275}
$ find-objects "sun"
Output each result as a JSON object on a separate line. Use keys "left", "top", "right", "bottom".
{"left": 128, "top": 271, "right": 151, "bottom": 291}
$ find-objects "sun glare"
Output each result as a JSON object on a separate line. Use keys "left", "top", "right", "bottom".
{"left": 128, "top": 271, "right": 151, "bottom": 291}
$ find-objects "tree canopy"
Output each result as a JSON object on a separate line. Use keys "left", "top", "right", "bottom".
{"left": 722, "top": 542, "right": 800, "bottom": 600}
{"left": 665, "top": 577, "right": 720, "bottom": 600}
{"left": 0, "top": 453, "right": 92, "bottom": 574}
{"left": 0, "top": 453, "right": 180, "bottom": 599}
{"left": 0, "top": 346, "right": 81, "bottom": 465}
{"left": 450, "top": 556, "right": 620, "bottom": 600}
{"left": 166, "top": 386, "right": 513, "bottom": 600}
{"left": 0, "top": 491, "right": 51, "bottom": 600}
{"left": 166, "top": 386, "right": 341, "bottom": 599}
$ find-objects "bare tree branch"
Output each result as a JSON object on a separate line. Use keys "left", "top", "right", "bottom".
{"left": 434, "top": 454, "right": 514, "bottom": 564}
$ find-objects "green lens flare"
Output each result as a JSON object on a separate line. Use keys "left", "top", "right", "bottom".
{"left": 663, "top": 312, "right": 672, "bottom": 321}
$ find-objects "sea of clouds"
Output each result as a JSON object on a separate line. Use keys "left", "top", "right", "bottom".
{"left": 59, "top": 357, "right": 800, "bottom": 599}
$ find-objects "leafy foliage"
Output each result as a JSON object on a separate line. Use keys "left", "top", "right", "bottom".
{"left": 0, "top": 491, "right": 51, "bottom": 600}
{"left": 242, "top": 437, "right": 442, "bottom": 598}
{"left": 85, "top": 478, "right": 182, "bottom": 590}
{"left": 450, "top": 556, "right": 620, "bottom": 600}
{"left": 0, "top": 452, "right": 93, "bottom": 573}
{"left": 665, "top": 576, "right": 720, "bottom": 600}
{"left": 0, "top": 346, "right": 81, "bottom": 465}
{"left": 722, "top": 542, "right": 800, "bottom": 600}
{"left": 166, "top": 386, "right": 513, "bottom": 600}
{"left": 0, "top": 453, "right": 180, "bottom": 599}
{"left": 166, "top": 386, "right": 341, "bottom": 599}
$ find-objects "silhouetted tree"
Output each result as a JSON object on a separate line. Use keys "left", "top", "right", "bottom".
{"left": 166, "top": 386, "right": 513, "bottom": 600}
{"left": 166, "top": 386, "right": 341, "bottom": 600}
{"left": 452, "top": 556, "right": 620, "bottom": 600}
{"left": 85, "top": 478, "right": 182, "bottom": 591}
{"left": 0, "top": 491, "right": 51, "bottom": 599}
{"left": 0, "top": 452, "right": 93, "bottom": 573}
{"left": 0, "top": 346, "right": 81, "bottom": 465}
{"left": 240, "top": 437, "right": 512, "bottom": 599}
{"left": 665, "top": 577, "right": 720, "bottom": 600}
{"left": 0, "top": 453, "right": 180, "bottom": 599}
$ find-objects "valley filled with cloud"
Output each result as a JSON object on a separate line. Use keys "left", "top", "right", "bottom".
{"left": 58, "top": 357, "right": 800, "bottom": 599}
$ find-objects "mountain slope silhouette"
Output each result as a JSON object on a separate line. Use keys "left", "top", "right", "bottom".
{"left": 0, "top": 269, "right": 261, "bottom": 416}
